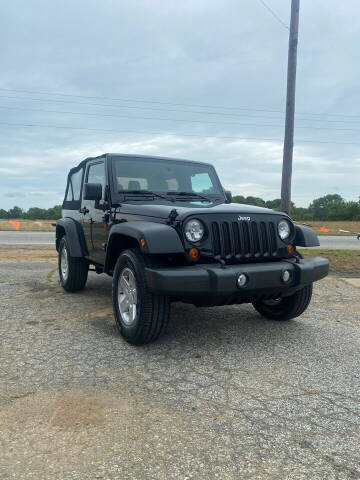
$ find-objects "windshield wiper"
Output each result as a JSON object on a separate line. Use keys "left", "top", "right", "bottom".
{"left": 166, "top": 191, "right": 212, "bottom": 202}
{"left": 118, "top": 189, "right": 174, "bottom": 202}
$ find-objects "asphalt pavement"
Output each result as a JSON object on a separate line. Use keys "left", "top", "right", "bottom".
{"left": 0, "top": 231, "right": 359, "bottom": 249}
{"left": 0, "top": 260, "right": 359, "bottom": 479}
{"left": 0, "top": 231, "right": 55, "bottom": 244}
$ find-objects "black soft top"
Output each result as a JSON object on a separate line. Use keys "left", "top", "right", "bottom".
{"left": 70, "top": 153, "right": 212, "bottom": 173}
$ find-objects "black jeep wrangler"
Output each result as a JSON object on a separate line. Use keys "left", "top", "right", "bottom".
{"left": 56, "top": 153, "right": 329, "bottom": 345}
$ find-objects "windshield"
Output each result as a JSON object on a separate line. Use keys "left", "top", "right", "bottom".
{"left": 112, "top": 157, "right": 223, "bottom": 202}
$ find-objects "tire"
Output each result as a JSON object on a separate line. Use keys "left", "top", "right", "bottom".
{"left": 252, "top": 284, "right": 313, "bottom": 321}
{"left": 112, "top": 248, "right": 170, "bottom": 345}
{"left": 58, "top": 236, "right": 88, "bottom": 292}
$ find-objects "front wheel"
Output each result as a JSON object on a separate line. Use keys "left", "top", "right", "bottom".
{"left": 112, "top": 249, "right": 170, "bottom": 345}
{"left": 252, "top": 284, "right": 313, "bottom": 321}
{"left": 58, "top": 236, "right": 88, "bottom": 292}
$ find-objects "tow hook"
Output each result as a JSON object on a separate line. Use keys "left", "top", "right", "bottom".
{"left": 218, "top": 258, "right": 226, "bottom": 269}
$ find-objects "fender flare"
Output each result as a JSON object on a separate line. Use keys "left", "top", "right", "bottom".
{"left": 56, "top": 217, "right": 88, "bottom": 257}
{"left": 104, "top": 221, "right": 184, "bottom": 272}
{"left": 295, "top": 225, "right": 320, "bottom": 247}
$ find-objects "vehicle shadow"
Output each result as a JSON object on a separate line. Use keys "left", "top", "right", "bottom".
{"left": 83, "top": 272, "right": 313, "bottom": 356}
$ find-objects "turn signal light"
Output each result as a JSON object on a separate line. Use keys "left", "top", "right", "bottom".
{"left": 140, "top": 238, "right": 146, "bottom": 248}
{"left": 286, "top": 244, "right": 294, "bottom": 255}
{"left": 189, "top": 248, "right": 199, "bottom": 261}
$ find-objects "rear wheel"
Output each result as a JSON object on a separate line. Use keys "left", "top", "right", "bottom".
{"left": 252, "top": 284, "right": 313, "bottom": 321}
{"left": 112, "top": 248, "right": 170, "bottom": 345}
{"left": 58, "top": 236, "right": 88, "bottom": 292}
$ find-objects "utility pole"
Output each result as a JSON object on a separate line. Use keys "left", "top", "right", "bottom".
{"left": 281, "top": 0, "right": 300, "bottom": 214}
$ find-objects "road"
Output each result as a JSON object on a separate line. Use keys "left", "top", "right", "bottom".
{"left": 1, "top": 231, "right": 360, "bottom": 249}
{"left": 316, "top": 235, "right": 360, "bottom": 250}
{"left": 0, "top": 259, "right": 359, "bottom": 479}
{"left": 0, "top": 231, "right": 55, "bottom": 244}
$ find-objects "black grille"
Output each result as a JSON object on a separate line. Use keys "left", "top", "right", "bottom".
{"left": 211, "top": 220, "right": 278, "bottom": 260}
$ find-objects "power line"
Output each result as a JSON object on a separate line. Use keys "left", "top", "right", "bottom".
{"left": 1, "top": 120, "right": 360, "bottom": 145}
{"left": 1, "top": 104, "right": 359, "bottom": 132}
{"left": 0, "top": 86, "right": 359, "bottom": 119}
{"left": 0, "top": 87, "right": 286, "bottom": 113}
{"left": 0, "top": 94, "right": 359, "bottom": 125}
{"left": 258, "top": 0, "right": 290, "bottom": 30}
{"left": 0, "top": 94, "right": 289, "bottom": 119}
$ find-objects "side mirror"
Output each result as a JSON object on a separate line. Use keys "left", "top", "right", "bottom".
{"left": 225, "top": 190, "right": 232, "bottom": 204}
{"left": 84, "top": 183, "right": 102, "bottom": 201}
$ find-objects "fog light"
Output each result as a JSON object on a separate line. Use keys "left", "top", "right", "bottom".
{"left": 281, "top": 269, "right": 291, "bottom": 283}
{"left": 237, "top": 273, "right": 248, "bottom": 288}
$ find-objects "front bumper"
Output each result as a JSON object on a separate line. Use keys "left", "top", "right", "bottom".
{"left": 145, "top": 257, "right": 329, "bottom": 296}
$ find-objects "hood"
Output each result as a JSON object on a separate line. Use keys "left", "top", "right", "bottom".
{"left": 174, "top": 202, "right": 281, "bottom": 220}
{"left": 119, "top": 201, "right": 284, "bottom": 221}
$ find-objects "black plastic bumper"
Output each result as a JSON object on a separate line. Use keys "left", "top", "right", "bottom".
{"left": 145, "top": 257, "right": 329, "bottom": 296}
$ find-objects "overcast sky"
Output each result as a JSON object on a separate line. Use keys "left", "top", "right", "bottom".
{"left": 1, "top": 0, "right": 360, "bottom": 209}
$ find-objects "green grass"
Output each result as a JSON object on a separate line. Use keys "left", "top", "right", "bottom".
{"left": 299, "top": 249, "right": 360, "bottom": 271}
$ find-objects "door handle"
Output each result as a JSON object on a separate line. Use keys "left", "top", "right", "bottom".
{"left": 79, "top": 207, "right": 89, "bottom": 214}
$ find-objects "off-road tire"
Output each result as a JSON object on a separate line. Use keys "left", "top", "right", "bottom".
{"left": 252, "top": 284, "right": 313, "bottom": 321}
{"left": 58, "top": 236, "right": 88, "bottom": 292}
{"left": 112, "top": 248, "right": 170, "bottom": 345}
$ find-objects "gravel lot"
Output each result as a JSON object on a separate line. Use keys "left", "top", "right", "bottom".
{"left": 1, "top": 255, "right": 360, "bottom": 479}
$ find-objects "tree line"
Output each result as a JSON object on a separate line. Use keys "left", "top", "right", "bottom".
{"left": 0, "top": 205, "right": 62, "bottom": 220}
{"left": 232, "top": 194, "right": 360, "bottom": 221}
{"left": 0, "top": 194, "right": 359, "bottom": 221}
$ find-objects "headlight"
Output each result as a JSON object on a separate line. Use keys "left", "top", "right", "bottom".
{"left": 278, "top": 219, "right": 291, "bottom": 241}
{"left": 184, "top": 219, "right": 204, "bottom": 243}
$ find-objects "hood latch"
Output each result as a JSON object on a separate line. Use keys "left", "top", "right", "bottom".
{"left": 167, "top": 208, "right": 179, "bottom": 225}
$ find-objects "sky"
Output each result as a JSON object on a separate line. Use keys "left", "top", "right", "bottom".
{"left": 1, "top": 0, "right": 360, "bottom": 210}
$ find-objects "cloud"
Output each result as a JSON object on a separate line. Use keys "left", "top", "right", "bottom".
{"left": 2, "top": 132, "right": 359, "bottom": 210}
{"left": 4, "top": 192, "right": 26, "bottom": 198}
{"left": 1, "top": 0, "right": 360, "bottom": 210}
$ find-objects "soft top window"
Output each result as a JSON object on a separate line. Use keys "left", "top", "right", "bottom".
{"left": 67, "top": 168, "right": 83, "bottom": 201}
{"left": 86, "top": 162, "right": 106, "bottom": 198}
{"left": 63, "top": 166, "right": 84, "bottom": 209}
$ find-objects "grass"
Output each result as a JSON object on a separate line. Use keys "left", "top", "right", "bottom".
{"left": 295, "top": 221, "right": 360, "bottom": 236}
{"left": 46, "top": 267, "right": 57, "bottom": 283}
{"left": 299, "top": 248, "right": 360, "bottom": 271}
{"left": 0, "top": 219, "right": 56, "bottom": 232}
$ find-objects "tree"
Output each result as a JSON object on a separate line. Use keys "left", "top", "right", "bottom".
{"left": 7, "top": 206, "right": 23, "bottom": 219}
{"left": 245, "top": 196, "right": 267, "bottom": 207}
{"left": 45, "top": 205, "right": 62, "bottom": 219}
{"left": 309, "top": 194, "right": 345, "bottom": 221}
{"left": 265, "top": 199, "right": 282, "bottom": 210}
{"left": 0, "top": 209, "right": 8, "bottom": 219}
{"left": 232, "top": 195, "right": 247, "bottom": 204}
{"left": 26, "top": 207, "right": 46, "bottom": 220}
{"left": 232, "top": 196, "right": 267, "bottom": 207}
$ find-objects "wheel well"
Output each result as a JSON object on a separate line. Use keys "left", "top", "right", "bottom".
{"left": 106, "top": 234, "right": 139, "bottom": 272}
{"left": 56, "top": 225, "right": 66, "bottom": 251}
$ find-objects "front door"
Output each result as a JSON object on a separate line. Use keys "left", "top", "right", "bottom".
{"left": 81, "top": 160, "right": 108, "bottom": 265}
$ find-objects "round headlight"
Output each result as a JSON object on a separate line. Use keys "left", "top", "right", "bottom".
{"left": 184, "top": 219, "right": 204, "bottom": 243}
{"left": 278, "top": 219, "right": 291, "bottom": 241}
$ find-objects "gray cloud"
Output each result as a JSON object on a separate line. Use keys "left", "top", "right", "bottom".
{"left": 1, "top": 0, "right": 360, "bottom": 209}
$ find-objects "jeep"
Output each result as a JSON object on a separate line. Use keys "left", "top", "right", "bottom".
{"left": 56, "top": 153, "right": 329, "bottom": 345}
